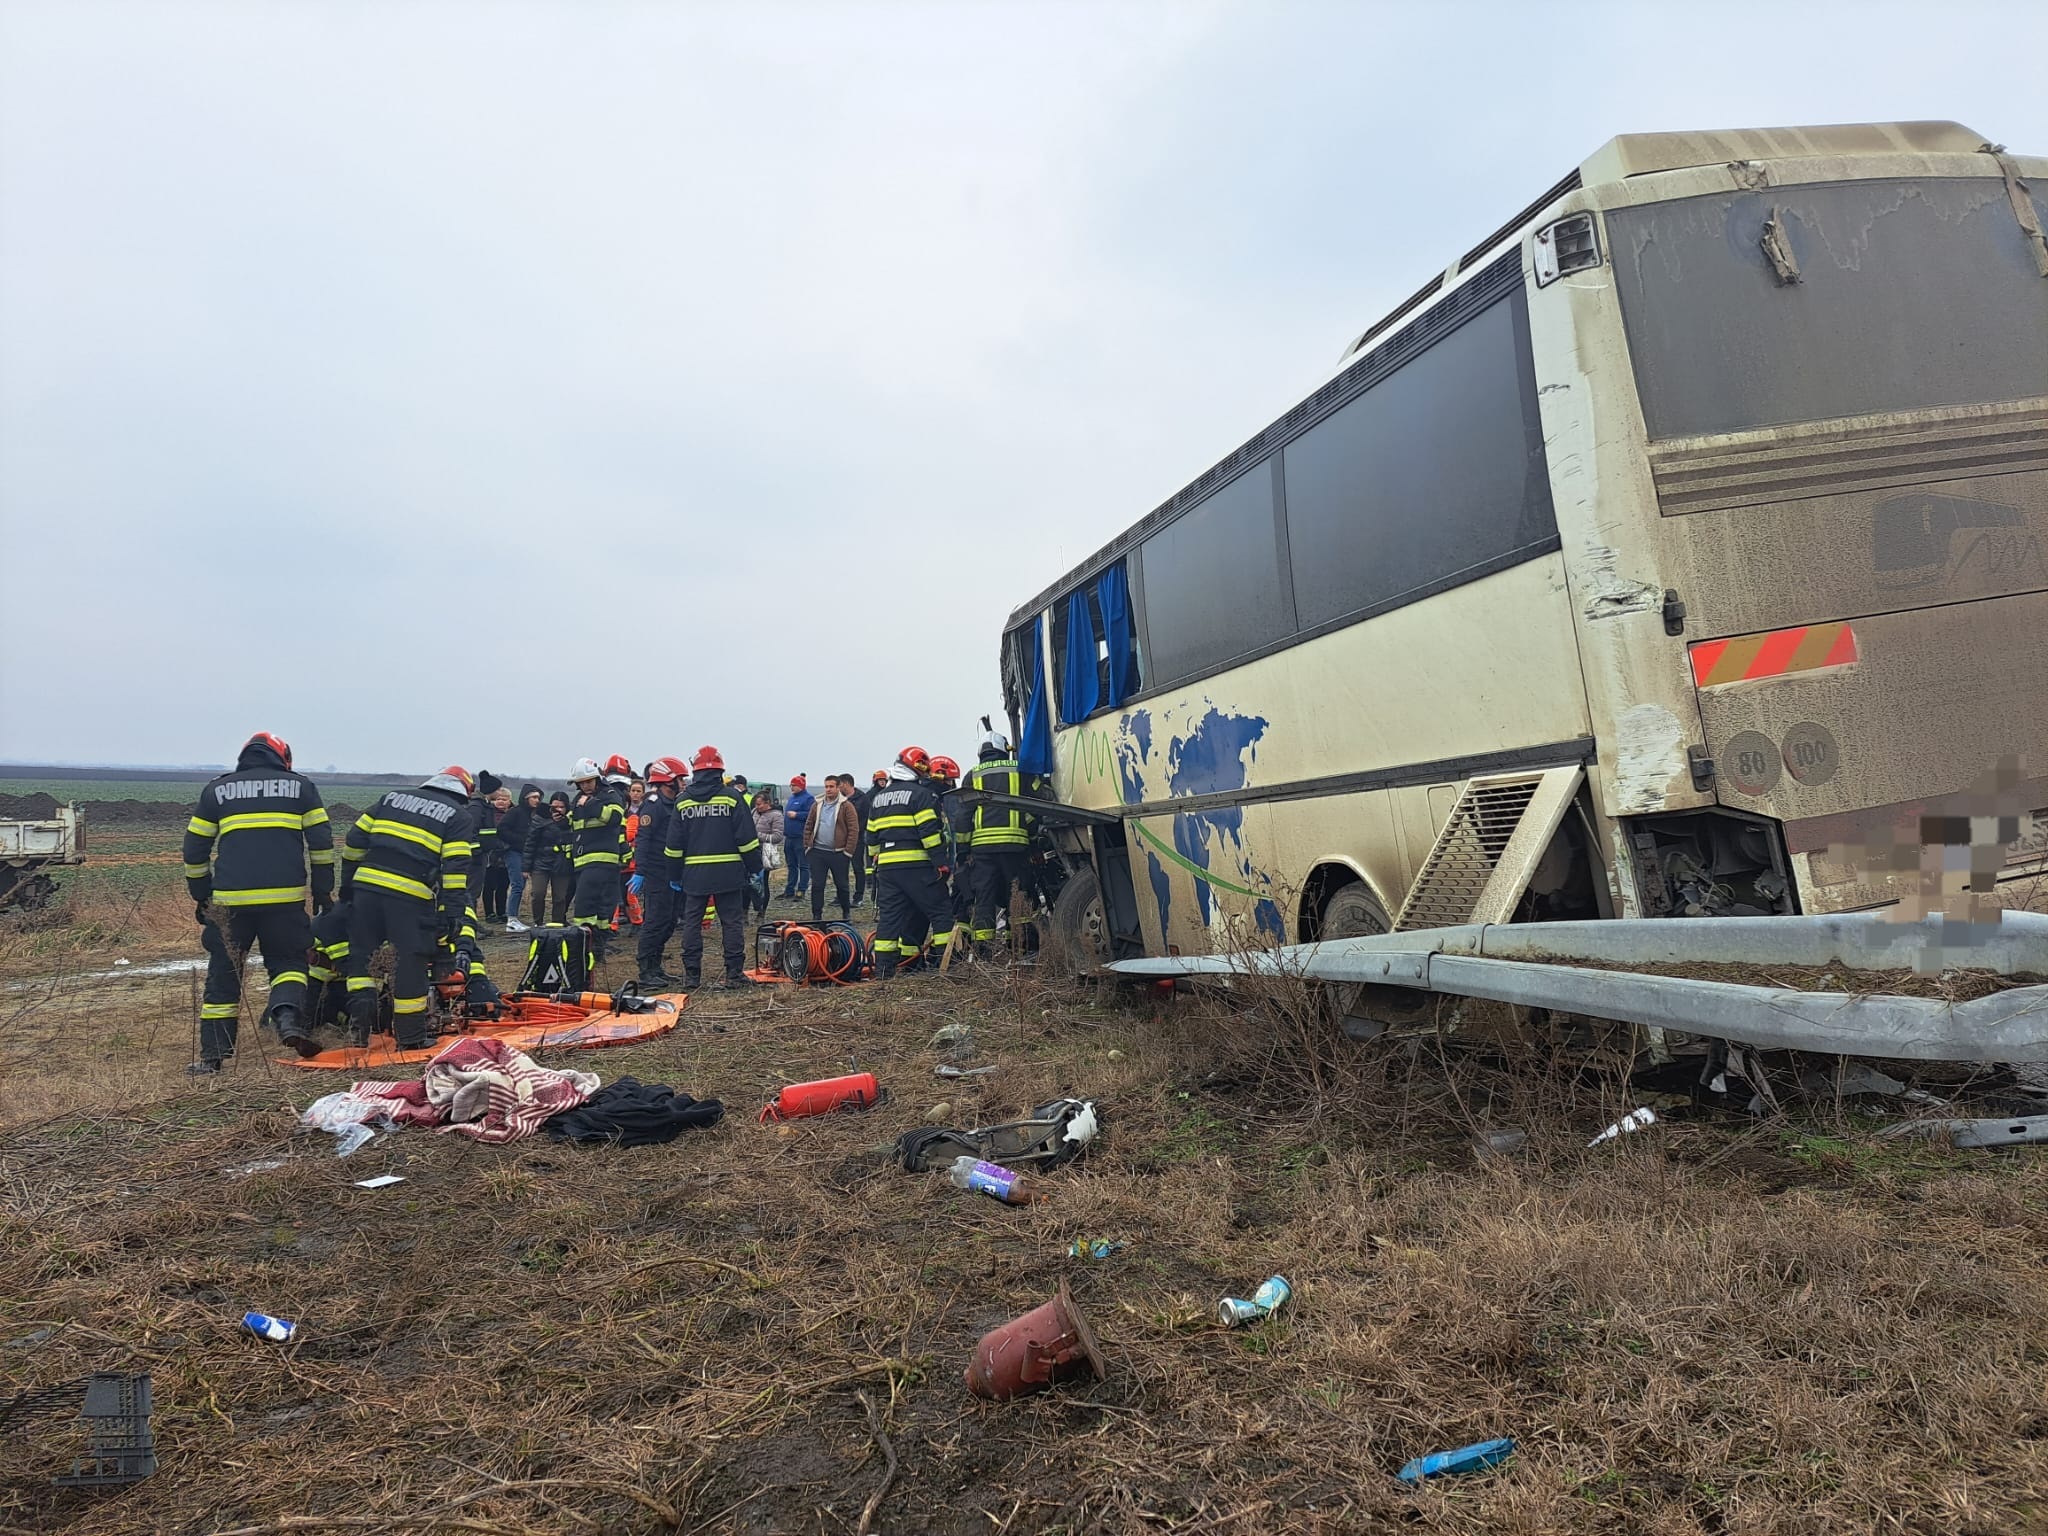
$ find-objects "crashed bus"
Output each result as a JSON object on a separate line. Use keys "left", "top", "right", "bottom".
{"left": 997, "top": 121, "right": 2048, "bottom": 973}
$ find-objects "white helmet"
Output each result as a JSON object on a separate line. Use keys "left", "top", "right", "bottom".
{"left": 979, "top": 727, "right": 1012, "bottom": 756}
{"left": 570, "top": 757, "right": 602, "bottom": 783}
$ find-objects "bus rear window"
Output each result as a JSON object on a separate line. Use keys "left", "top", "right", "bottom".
{"left": 1609, "top": 177, "right": 2048, "bottom": 441}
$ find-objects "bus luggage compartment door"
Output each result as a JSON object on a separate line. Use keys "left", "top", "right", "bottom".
{"left": 1690, "top": 588, "right": 2048, "bottom": 913}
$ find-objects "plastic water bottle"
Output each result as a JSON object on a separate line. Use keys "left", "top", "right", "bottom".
{"left": 948, "top": 1155, "right": 1048, "bottom": 1205}
{"left": 1396, "top": 1437, "right": 1516, "bottom": 1484}
{"left": 243, "top": 1311, "right": 297, "bottom": 1342}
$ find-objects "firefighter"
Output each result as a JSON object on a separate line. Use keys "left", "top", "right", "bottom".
{"left": 183, "top": 731, "right": 333, "bottom": 1071}
{"left": 928, "top": 754, "right": 974, "bottom": 943}
{"left": 305, "top": 901, "right": 352, "bottom": 1034}
{"left": 864, "top": 746, "right": 956, "bottom": 979}
{"left": 339, "top": 766, "right": 478, "bottom": 1050}
{"left": 964, "top": 728, "right": 1039, "bottom": 959}
{"left": 567, "top": 756, "right": 628, "bottom": 967}
{"left": 632, "top": 756, "right": 690, "bottom": 989}
{"left": 662, "top": 745, "right": 764, "bottom": 989}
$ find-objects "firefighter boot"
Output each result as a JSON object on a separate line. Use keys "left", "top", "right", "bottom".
{"left": 345, "top": 994, "right": 375, "bottom": 1048}
{"left": 270, "top": 1004, "right": 320, "bottom": 1059}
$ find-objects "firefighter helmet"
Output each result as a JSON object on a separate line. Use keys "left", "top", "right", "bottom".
{"left": 570, "top": 757, "right": 603, "bottom": 784}
{"left": 647, "top": 756, "right": 688, "bottom": 786}
{"left": 896, "top": 745, "right": 930, "bottom": 775}
{"left": 928, "top": 755, "right": 961, "bottom": 783}
{"left": 244, "top": 731, "right": 293, "bottom": 768}
{"left": 436, "top": 765, "right": 477, "bottom": 796}
{"left": 691, "top": 745, "right": 725, "bottom": 772}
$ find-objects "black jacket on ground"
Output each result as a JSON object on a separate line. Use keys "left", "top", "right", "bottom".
{"left": 570, "top": 784, "right": 627, "bottom": 869}
{"left": 662, "top": 770, "right": 763, "bottom": 895}
{"left": 340, "top": 775, "right": 478, "bottom": 930}
{"left": 183, "top": 739, "right": 334, "bottom": 908}
{"left": 542, "top": 1078, "right": 724, "bottom": 1146}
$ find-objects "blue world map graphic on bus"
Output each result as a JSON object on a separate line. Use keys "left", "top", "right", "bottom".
{"left": 1117, "top": 704, "right": 1285, "bottom": 944}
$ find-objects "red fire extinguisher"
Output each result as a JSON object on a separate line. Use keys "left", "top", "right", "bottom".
{"left": 759, "top": 1072, "right": 881, "bottom": 1123}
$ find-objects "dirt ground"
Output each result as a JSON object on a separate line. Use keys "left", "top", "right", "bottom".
{"left": 4, "top": 820, "right": 2048, "bottom": 1534}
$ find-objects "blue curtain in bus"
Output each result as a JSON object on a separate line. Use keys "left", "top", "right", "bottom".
{"left": 1019, "top": 616, "right": 1054, "bottom": 777}
{"left": 1060, "top": 588, "right": 1101, "bottom": 724}
{"left": 1097, "top": 562, "right": 1135, "bottom": 706}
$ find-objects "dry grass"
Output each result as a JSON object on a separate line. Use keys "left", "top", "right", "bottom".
{"left": 3, "top": 931, "right": 2047, "bottom": 1535}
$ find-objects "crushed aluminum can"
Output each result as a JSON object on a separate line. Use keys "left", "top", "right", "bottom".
{"left": 1068, "top": 1237, "right": 1127, "bottom": 1260}
{"left": 1217, "top": 1274, "right": 1291, "bottom": 1327}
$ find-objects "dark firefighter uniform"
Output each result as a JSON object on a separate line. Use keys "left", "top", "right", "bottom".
{"left": 340, "top": 775, "right": 476, "bottom": 1049}
{"left": 662, "top": 771, "right": 763, "bottom": 985}
{"left": 964, "top": 754, "right": 1038, "bottom": 955}
{"left": 438, "top": 900, "right": 502, "bottom": 1012}
{"left": 308, "top": 902, "right": 394, "bottom": 1036}
{"left": 865, "top": 776, "right": 954, "bottom": 977}
{"left": 183, "top": 738, "right": 333, "bottom": 1064}
{"left": 633, "top": 788, "right": 680, "bottom": 984}
{"left": 569, "top": 783, "right": 627, "bottom": 962}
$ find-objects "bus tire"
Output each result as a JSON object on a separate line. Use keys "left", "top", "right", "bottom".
{"left": 1047, "top": 868, "right": 1109, "bottom": 974}
{"left": 1316, "top": 881, "right": 1421, "bottom": 1038}
{"left": 1319, "top": 881, "right": 1389, "bottom": 940}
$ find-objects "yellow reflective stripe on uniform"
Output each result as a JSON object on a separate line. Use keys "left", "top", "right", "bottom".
{"left": 443, "top": 840, "right": 476, "bottom": 858}
{"left": 971, "top": 927, "right": 996, "bottom": 941}
{"left": 342, "top": 845, "right": 366, "bottom": 862}
{"left": 737, "top": 837, "right": 760, "bottom": 853}
{"left": 871, "top": 938, "right": 899, "bottom": 953}
{"left": 354, "top": 867, "right": 435, "bottom": 901}
{"left": 366, "top": 818, "right": 445, "bottom": 854}
{"left": 325, "top": 942, "right": 351, "bottom": 959}
{"left": 302, "top": 807, "right": 330, "bottom": 827}
{"left": 201, "top": 1003, "right": 239, "bottom": 1019}
{"left": 876, "top": 848, "right": 931, "bottom": 864}
{"left": 347, "top": 976, "right": 377, "bottom": 992}
{"left": 308, "top": 850, "right": 336, "bottom": 865}
{"left": 182, "top": 862, "right": 212, "bottom": 878}
{"left": 187, "top": 817, "right": 219, "bottom": 836}
{"left": 868, "top": 814, "right": 919, "bottom": 830}
{"left": 219, "top": 812, "right": 306, "bottom": 833}
{"left": 443, "top": 874, "right": 469, "bottom": 890}
{"left": 392, "top": 996, "right": 427, "bottom": 1014}
{"left": 214, "top": 886, "right": 310, "bottom": 905}
{"left": 685, "top": 853, "right": 742, "bottom": 864}
{"left": 310, "top": 965, "right": 338, "bottom": 983}
{"left": 573, "top": 852, "right": 623, "bottom": 866}
{"left": 269, "top": 970, "right": 308, "bottom": 987}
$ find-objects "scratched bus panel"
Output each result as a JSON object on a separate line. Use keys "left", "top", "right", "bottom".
{"left": 1005, "top": 123, "right": 2048, "bottom": 957}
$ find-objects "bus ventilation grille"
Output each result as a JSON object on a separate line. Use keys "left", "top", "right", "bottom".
{"left": 1393, "top": 768, "right": 1583, "bottom": 933}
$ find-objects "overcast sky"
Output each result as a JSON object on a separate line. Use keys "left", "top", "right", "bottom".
{"left": 1, "top": 0, "right": 2041, "bottom": 780}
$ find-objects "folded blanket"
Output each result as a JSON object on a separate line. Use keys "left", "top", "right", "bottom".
{"left": 341, "top": 1038, "right": 600, "bottom": 1145}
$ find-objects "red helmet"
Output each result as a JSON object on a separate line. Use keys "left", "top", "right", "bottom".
{"left": 691, "top": 745, "right": 725, "bottom": 772}
{"left": 244, "top": 731, "right": 292, "bottom": 768}
{"left": 872, "top": 769, "right": 889, "bottom": 785}
{"left": 897, "top": 745, "right": 930, "bottom": 775}
{"left": 438, "top": 765, "right": 476, "bottom": 796}
{"left": 928, "top": 755, "right": 961, "bottom": 783}
{"left": 604, "top": 753, "right": 633, "bottom": 779}
{"left": 647, "top": 755, "right": 688, "bottom": 786}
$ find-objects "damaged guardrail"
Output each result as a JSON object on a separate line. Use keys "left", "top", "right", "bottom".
{"left": 1108, "top": 913, "right": 2048, "bottom": 1065}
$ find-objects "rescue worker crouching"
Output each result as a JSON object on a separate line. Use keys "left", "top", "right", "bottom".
{"left": 339, "top": 766, "right": 479, "bottom": 1051}
{"left": 865, "top": 746, "right": 956, "bottom": 979}
{"left": 567, "top": 756, "right": 629, "bottom": 968}
{"left": 183, "top": 731, "right": 333, "bottom": 1071}
{"left": 662, "top": 746, "right": 764, "bottom": 989}
{"left": 964, "top": 728, "right": 1038, "bottom": 960}
{"left": 633, "top": 756, "right": 689, "bottom": 990}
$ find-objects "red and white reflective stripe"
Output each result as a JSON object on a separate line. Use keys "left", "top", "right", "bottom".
{"left": 1690, "top": 621, "right": 1858, "bottom": 689}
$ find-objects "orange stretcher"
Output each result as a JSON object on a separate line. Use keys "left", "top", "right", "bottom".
{"left": 281, "top": 992, "right": 686, "bottom": 1070}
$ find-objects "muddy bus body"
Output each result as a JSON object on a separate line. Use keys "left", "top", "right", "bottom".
{"left": 997, "top": 122, "right": 2048, "bottom": 965}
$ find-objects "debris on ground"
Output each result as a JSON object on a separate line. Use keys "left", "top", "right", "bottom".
{"left": 1883, "top": 1113, "right": 2048, "bottom": 1148}
{"left": 759, "top": 1070, "right": 881, "bottom": 1122}
{"left": 1069, "top": 1237, "right": 1127, "bottom": 1260}
{"left": 949, "top": 1155, "right": 1050, "bottom": 1205}
{"left": 965, "top": 1280, "right": 1107, "bottom": 1401}
{"left": 352, "top": 1174, "right": 405, "bottom": 1190}
{"left": 934, "top": 1062, "right": 999, "bottom": 1079}
{"left": 1588, "top": 1107, "right": 1657, "bottom": 1147}
{"left": 1217, "top": 1275, "right": 1292, "bottom": 1327}
{"left": 241, "top": 1313, "right": 296, "bottom": 1342}
{"left": 1396, "top": 1437, "right": 1516, "bottom": 1484}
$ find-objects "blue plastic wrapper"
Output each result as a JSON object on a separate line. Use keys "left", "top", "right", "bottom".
{"left": 1397, "top": 1437, "right": 1515, "bottom": 1484}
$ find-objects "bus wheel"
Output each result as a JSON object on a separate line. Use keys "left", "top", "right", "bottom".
{"left": 1048, "top": 869, "right": 1109, "bottom": 974}
{"left": 1317, "top": 882, "right": 1419, "bottom": 1039}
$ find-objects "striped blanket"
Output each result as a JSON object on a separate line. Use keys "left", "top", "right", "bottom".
{"left": 352, "top": 1037, "right": 600, "bottom": 1145}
